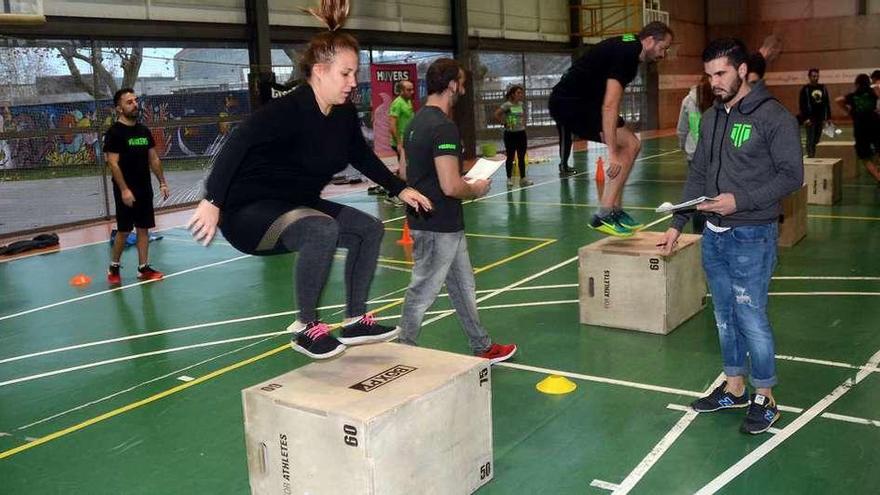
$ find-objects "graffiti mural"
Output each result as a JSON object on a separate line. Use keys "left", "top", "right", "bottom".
{"left": 0, "top": 90, "right": 251, "bottom": 169}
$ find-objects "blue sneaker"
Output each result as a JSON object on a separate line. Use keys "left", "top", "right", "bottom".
{"left": 741, "top": 393, "right": 781, "bottom": 434}
{"left": 690, "top": 382, "right": 749, "bottom": 412}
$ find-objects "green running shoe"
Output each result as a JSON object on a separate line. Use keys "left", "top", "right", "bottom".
{"left": 613, "top": 209, "right": 644, "bottom": 230}
{"left": 589, "top": 213, "right": 634, "bottom": 237}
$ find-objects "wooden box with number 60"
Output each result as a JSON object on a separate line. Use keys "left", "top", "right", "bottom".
{"left": 578, "top": 232, "right": 706, "bottom": 334}
{"left": 242, "top": 342, "right": 493, "bottom": 495}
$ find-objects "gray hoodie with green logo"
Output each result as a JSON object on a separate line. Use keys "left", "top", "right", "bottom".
{"left": 671, "top": 80, "right": 804, "bottom": 230}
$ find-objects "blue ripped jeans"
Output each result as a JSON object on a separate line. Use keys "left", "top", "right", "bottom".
{"left": 702, "top": 223, "right": 778, "bottom": 388}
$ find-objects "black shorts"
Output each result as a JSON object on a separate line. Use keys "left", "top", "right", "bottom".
{"left": 854, "top": 124, "right": 879, "bottom": 160}
{"left": 220, "top": 198, "right": 346, "bottom": 255}
{"left": 113, "top": 187, "right": 155, "bottom": 231}
{"left": 548, "top": 95, "right": 625, "bottom": 143}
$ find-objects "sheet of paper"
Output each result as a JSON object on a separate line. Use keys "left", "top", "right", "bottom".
{"left": 655, "top": 196, "right": 716, "bottom": 213}
{"left": 464, "top": 158, "right": 505, "bottom": 181}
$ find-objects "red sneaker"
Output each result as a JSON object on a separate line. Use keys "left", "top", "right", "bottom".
{"left": 477, "top": 343, "right": 517, "bottom": 364}
{"left": 107, "top": 264, "right": 121, "bottom": 285}
{"left": 137, "top": 264, "right": 164, "bottom": 281}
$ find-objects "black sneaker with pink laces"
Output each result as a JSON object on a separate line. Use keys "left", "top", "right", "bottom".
{"left": 290, "top": 321, "right": 346, "bottom": 359}
{"left": 338, "top": 314, "right": 400, "bottom": 345}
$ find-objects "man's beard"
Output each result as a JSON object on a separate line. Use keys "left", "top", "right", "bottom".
{"left": 716, "top": 75, "right": 743, "bottom": 104}
{"left": 124, "top": 109, "right": 139, "bottom": 119}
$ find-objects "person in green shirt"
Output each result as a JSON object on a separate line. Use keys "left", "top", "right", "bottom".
{"left": 389, "top": 79, "right": 415, "bottom": 159}
{"left": 495, "top": 84, "right": 532, "bottom": 186}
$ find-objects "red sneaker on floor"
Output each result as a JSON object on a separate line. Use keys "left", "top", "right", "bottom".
{"left": 477, "top": 343, "right": 517, "bottom": 364}
{"left": 107, "top": 264, "right": 121, "bottom": 285}
{"left": 137, "top": 264, "right": 164, "bottom": 281}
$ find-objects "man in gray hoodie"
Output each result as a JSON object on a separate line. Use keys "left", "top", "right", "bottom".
{"left": 659, "top": 38, "right": 803, "bottom": 435}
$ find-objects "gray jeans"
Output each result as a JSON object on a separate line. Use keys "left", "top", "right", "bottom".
{"left": 398, "top": 230, "right": 492, "bottom": 354}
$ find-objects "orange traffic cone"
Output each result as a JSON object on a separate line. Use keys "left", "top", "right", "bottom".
{"left": 69, "top": 273, "right": 92, "bottom": 287}
{"left": 397, "top": 220, "right": 413, "bottom": 246}
{"left": 595, "top": 156, "right": 605, "bottom": 183}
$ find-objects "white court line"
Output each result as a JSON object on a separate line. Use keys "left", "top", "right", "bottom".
{"left": 497, "top": 362, "right": 703, "bottom": 398}
{"left": 0, "top": 300, "right": 580, "bottom": 387}
{"left": 775, "top": 354, "right": 880, "bottom": 372}
{"left": 639, "top": 214, "right": 673, "bottom": 231}
{"left": 611, "top": 374, "right": 726, "bottom": 494}
{"left": 0, "top": 224, "right": 188, "bottom": 259}
{"left": 0, "top": 254, "right": 252, "bottom": 322}
{"left": 773, "top": 276, "right": 880, "bottom": 281}
{"left": 15, "top": 336, "right": 277, "bottom": 431}
{"left": 768, "top": 291, "right": 880, "bottom": 296}
{"left": 668, "top": 403, "right": 880, "bottom": 428}
{"left": 469, "top": 150, "right": 683, "bottom": 204}
{"left": 419, "top": 256, "right": 579, "bottom": 327}
{"left": 0, "top": 306, "right": 339, "bottom": 366}
{"left": 821, "top": 412, "right": 880, "bottom": 427}
{"left": 0, "top": 198, "right": 419, "bottom": 323}
{"left": 162, "top": 237, "right": 234, "bottom": 248}
{"left": 694, "top": 347, "right": 880, "bottom": 494}
{"left": 591, "top": 480, "right": 621, "bottom": 491}
{"left": 0, "top": 331, "right": 287, "bottom": 388}
{"left": 177, "top": 376, "right": 194, "bottom": 382}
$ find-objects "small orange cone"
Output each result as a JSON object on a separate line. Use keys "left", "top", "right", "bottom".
{"left": 397, "top": 220, "right": 413, "bottom": 246}
{"left": 595, "top": 156, "right": 605, "bottom": 183}
{"left": 69, "top": 273, "right": 92, "bottom": 287}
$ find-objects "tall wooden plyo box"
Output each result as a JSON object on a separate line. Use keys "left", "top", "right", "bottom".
{"left": 578, "top": 232, "right": 706, "bottom": 335}
{"left": 816, "top": 141, "right": 857, "bottom": 179}
{"left": 778, "top": 183, "right": 807, "bottom": 247}
{"left": 242, "top": 343, "right": 493, "bottom": 495}
{"left": 804, "top": 157, "right": 842, "bottom": 205}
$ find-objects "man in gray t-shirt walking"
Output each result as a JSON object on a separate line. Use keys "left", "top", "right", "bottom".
{"left": 397, "top": 58, "right": 517, "bottom": 364}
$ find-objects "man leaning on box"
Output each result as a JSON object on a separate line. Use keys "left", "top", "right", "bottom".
{"left": 659, "top": 38, "right": 803, "bottom": 435}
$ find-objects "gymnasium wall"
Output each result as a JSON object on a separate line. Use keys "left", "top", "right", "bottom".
{"left": 660, "top": 0, "right": 880, "bottom": 128}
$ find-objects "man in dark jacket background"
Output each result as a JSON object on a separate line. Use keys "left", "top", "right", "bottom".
{"left": 659, "top": 38, "right": 804, "bottom": 435}
{"left": 798, "top": 68, "right": 832, "bottom": 157}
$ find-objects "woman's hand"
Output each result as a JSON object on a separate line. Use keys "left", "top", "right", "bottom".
{"left": 187, "top": 199, "right": 221, "bottom": 246}
{"left": 398, "top": 187, "right": 433, "bottom": 213}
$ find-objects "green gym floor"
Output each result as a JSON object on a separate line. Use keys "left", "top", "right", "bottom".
{"left": 1, "top": 133, "right": 878, "bottom": 494}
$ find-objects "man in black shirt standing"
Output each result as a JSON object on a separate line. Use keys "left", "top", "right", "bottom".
{"left": 104, "top": 88, "right": 169, "bottom": 284}
{"left": 549, "top": 21, "right": 673, "bottom": 237}
{"left": 798, "top": 68, "right": 831, "bottom": 157}
{"left": 397, "top": 58, "right": 517, "bottom": 363}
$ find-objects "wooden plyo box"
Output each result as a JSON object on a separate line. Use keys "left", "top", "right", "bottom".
{"left": 778, "top": 183, "right": 807, "bottom": 247}
{"left": 804, "top": 157, "right": 842, "bottom": 205}
{"left": 578, "top": 232, "right": 706, "bottom": 335}
{"left": 242, "top": 343, "right": 493, "bottom": 495}
{"left": 815, "top": 141, "right": 857, "bottom": 179}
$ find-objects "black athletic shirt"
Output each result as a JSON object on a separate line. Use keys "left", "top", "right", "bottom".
{"left": 403, "top": 106, "right": 464, "bottom": 233}
{"left": 551, "top": 34, "right": 642, "bottom": 105}
{"left": 845, "top": 87, "right": 879, "bottom": 133}
{"left": 205, "top": 84, "right": 405, "bottom": 212}
{"left": 103, "top": 122, "right": 155, "bottom": 195}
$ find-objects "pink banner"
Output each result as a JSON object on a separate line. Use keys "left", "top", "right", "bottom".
{"left": 370, "top": 63, "right": 418, "bottom": 156}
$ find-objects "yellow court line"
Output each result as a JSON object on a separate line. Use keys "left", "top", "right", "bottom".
{"left": 384, "top": 227, "right": 554, "bottom": 242}
{"left": 484, "top": 199, "right": 659, "bottom": 212}
{"left": 808, "top": 214, "right": 880, "bottom": 222}
{"left": 1, "top": 225, "right": 553, "bottom": 460}
{"left": 377, "top": 257, "right": 414, "bottom": 266}
{"left": 0, "top": 343, "right": 290, "bottom": 460}
{"left": 474, "top": 239, "right": 557, "bottom": 274}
